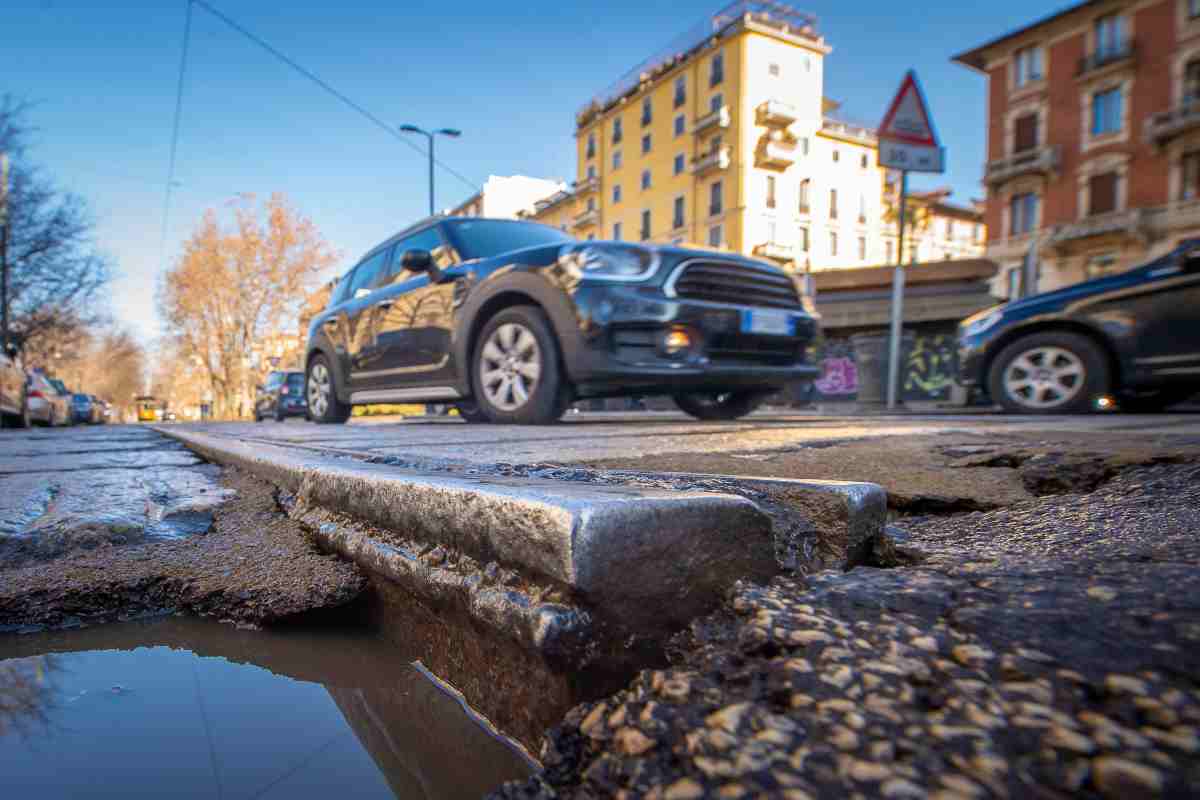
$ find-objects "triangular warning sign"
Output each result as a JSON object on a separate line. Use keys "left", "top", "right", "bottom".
{"left": 878, "top": 71, "right": 939, "bottom": 147}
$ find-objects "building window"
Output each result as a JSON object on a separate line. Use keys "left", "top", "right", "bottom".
{"left": 613, "top": 117, "right": 623, "bottom": 144}
{"left": 587, "top": 196, "right": 596, "bottom": 211}
{"left": 800, "top": 137, "right": 809, "bottom": 156}
{"left": 1013, "top": 45, "right": 1044, "bottom": 88}
{"left": 857, "top": 236, "right": 866, "bottom": 261}
{"left": 1086, "top": 252, "right": 1119, "bottom": 278}
{"left": 767, "top": 220, "right": 777, "bottom": 242}
{"left": 799, "top": 179, "right": 811, "bottom": 213}
{"left": 674, "top": 76, "right": 686, "bottom": 108}
{"left": 1094, "top": 14, "right": 1125, "bottom": 60}
{"left": 710, "top": 93, "right": 723, "bottom": 113}
{"left": 1182, "top": 151, "right": 1200, "bottom": 201}
{"left": 613, "top": 222, "right": 622, "bottom": 241}
{"left": 674, "top": 114, "right": 685, "bottom": 137}
{"left": 642, "top": 133, "right": 652, "bottom": 154}
{"left": 673, "top": 153, "right": 685, "bottom": 175}
{"left": 974, "top": 223, "right": 983, "bottom": 242}
{"left": 832, "top": 149, "right": 839, "bottom": 163}
{"left": 799, "top": 227, "right": 809, "bottom": 252}
{"left": 860, "top": 153, "right": 869, "bottom": 168}
{"left": 640, "top": 210, "right": 651, "bottom": 241}
{"left": 613, "top": 150, "right": 622, "bottom": 170}
{"left": 612, "top": 184, "right": 622, "bottom": 204}
{"left": 709, "top": 225, "right": 722, "bottom": 246}
{"left": 1014, "top": 112, "right": 1039, "bottom": 153}
{"left": 1010, "top": 192, "right": 1039, "bottom": 235}
{"left": 1192, "top": 0, "right": 1200, "bottom": 19}
{"left": 829, "top": 188, "right": 838, "bottom": 219}
{"left": 830, "top": 232, "right": 838, "bottom": 256}
{"left": 1088, "top": 171, "right": 1118, "bottom": 216}
{"left": 858, "top": 194, "right": 867, "bottom": 223}
{"left": 766, "top": 175, "right": 776, "bottom": 209}
{"left": 709, "top": 134, "right": 722, "bottom": 154}
{"left": 1186, "top": 60, "right": 1200, "bottom": 103}
{"left": 885, "top": 240, "right": 894, "bottom": 263}
{"left": 1091, "top": 87, "right": 1122, "bottom": 136}
{"left": 586, "top": 133, "right": 596, "bottom": 160}
{"left": 768, "top": 62, "right": 780, "bottom": 77}
{"left": 641, "top": 169, "right": 651, "bottom": 190}
{"left": 710, "top": 53, "right": 724, "bottom": 86}
{"left": 710, "top": 180, "right": 723, "bottom": 216}
{"left": 673, "top": 196, "right": 685, "bottom": 229}
{"left": 945, "top": 219, "right": 954, "bottom": 238}
{"left": 641, "top": 97, "right": 652, "bottom": 127}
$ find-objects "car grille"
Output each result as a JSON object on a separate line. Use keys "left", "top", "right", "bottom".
{"left": 669, "top": 260, "right": 802, "bottom": 310}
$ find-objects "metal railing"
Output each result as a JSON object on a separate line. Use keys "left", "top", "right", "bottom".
{"left": 1077, "top": 40, "right": 1136, "bottom": 76}
{"left": 576, "top": 2, "right": 818, "bottom": 121}
{"left": 1145, "top": 97, "right": 1200, "bottom": 146}
{"left": 984, "top": 144, "right": 1061, "bottom": 186}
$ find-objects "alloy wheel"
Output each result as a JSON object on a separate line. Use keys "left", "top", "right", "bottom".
{"left": 479, "top": 323, "right": 541, "bottom": 412}
{"left": 308, "top": 363, "right": 331, "bottom": 418}
{"left": 1003, "top": 346, "right": 1085, "bottom": 410}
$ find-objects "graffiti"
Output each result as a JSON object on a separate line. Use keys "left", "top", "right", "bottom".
{"left": 903, "top": 333, "right": 958, "bottom": 400}
{"left": 815, "top": 357, "right": 858, "bottom": 396}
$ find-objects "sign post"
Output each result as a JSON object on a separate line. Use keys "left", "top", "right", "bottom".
{"left": 877, "top": 71, "right": 944, "bottom": 410}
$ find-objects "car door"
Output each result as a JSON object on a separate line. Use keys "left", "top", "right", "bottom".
{"left": 339, "top": 247, "right": 393, "bottom": 391}
{"left": 360, "top": 227, "right": 461, "bottom": 392}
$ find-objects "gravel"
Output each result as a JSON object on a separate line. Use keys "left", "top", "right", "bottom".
{"left": 492, "top": 460, "right": 1200, "bottom": 799}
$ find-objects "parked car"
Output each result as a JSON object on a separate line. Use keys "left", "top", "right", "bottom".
{"left": 70, "top": 393, "right": 99, "bottom": 424}
{"left": 304, "top": 217, "right": 820, "bottom": 425}
{"left": 958, "top": 240, "right": 1200, "bottom": 414}
{"left": 26, "top": 370, "right": 72, "bottom": 426}
{"left": 254, "top": 370, "right": 307, "bottom": 421}
{"left": 91, "top": 396, "right": 111, "bottom": 424}
{"left": 0, "top": 343, "right": 30, "bottom": 429}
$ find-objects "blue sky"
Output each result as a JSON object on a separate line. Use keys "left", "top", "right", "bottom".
{"left": 4, "top": 0, "right": 1054, "bottom": 341}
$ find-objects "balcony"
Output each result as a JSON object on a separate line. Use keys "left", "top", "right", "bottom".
{"left": 755, "top": 138, "right": 797, "bottom": 170}
{"left": 691, "top": 146, "right": 731, "bottom": 176}
{"left": 691, "top": 105, "right": 731, "bottom": 135}
{"left": 1077, "top": 41, "right": 1137, "bottom": 78}
{"left": 574, "top": 175, "right": 600, "bottom": 195}
{"left": 753, "top": 241, "right": 794, "bottom": 262}
{"left": 984, "top": 144, "right": 1061, "bottom": 186}
{"left": 1145, "top": 99, "right": 1200, "bottom": 148}
{"left": 1046, "top": 208, "right": 1150, "bottom": 251}
{"left": 819, "top": 118, "right": 877, "bottom": 146}
{"left": 756, "top": 100, "right": 799, "bottom": 128}
{"left": 572, "top": 208, "right": 600, "bottom": 230}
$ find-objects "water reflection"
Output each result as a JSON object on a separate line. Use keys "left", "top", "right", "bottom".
{"left": 0, "top": 616, "right": 534, "bottom": 799}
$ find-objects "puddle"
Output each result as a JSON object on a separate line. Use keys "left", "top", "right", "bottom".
{"left": 0, "top": 615, "right": 535, "bottom": 799}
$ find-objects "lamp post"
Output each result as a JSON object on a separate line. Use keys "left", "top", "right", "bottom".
{"left": 397, "top": 124, "right": 462, "bottom": 216}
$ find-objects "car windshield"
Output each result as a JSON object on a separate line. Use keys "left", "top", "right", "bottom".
{"left": 445, "top": 219, "right": 574, "bottom": 261}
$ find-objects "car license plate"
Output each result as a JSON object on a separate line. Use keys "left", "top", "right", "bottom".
{"left": 741, "top": 309, "right": 794, "bottom": 336}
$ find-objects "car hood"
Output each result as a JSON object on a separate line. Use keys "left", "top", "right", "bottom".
{"left": 999, "top": 269, "right": 1138, "bottom": 315}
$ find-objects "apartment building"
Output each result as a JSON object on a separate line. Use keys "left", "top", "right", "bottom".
{"left": 447, "top": 174, "right": 566, "bottom": 219}
{"left": 521, "top": 1, "right": 899, "bottom": 271}
{"left": 881, "top": 187, "right": 987, "bottom": 264}
{"left": 955, "top": 0, "right": 1200, "bottom": 297}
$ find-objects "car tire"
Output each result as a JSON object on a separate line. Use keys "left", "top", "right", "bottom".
{"left": 1118, "top": 386, "right": 1198, "bottom": 413}
{"left": 471, "top": 305, "right": 569, "bottom": 425}
{"left": 274, "top": 404, "right": 285, "bottom": 422}
{"left": 988, "top": 331, "right": 1110, "bottom": 414}
{"left": 673, "top": 390, "right": 768, "bottom": 421}
{"left": 307, "top": 355, "right": 351, "bottom": 425}
{"left": 454, "top": 400, "right": 490, "bottom": 423}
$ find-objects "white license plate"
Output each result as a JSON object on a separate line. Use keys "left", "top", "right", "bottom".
{"left": 741, "top": 309, "right": 794, "bottom": 336}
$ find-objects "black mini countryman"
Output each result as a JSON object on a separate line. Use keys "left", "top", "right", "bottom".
{"left": 304, "top": 217, "right": 820, "bottom": 424}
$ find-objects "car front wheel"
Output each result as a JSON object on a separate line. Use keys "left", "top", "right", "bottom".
{"left": 673, "top": 390, "right": 767, "bottom": 421}
{"left": 307, "top": 356, "right": 351, "bottom": 424}
{"left": 471, "top": 306, "right": 569, "bottom": 425}
{"left": 988, "top": 332, "right": 1110, "bottom": 414}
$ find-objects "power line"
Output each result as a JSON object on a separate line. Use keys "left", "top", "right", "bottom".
{"left": 188, "top": 0, "right": 480, "bottom": 193}
{"left": 159, "top": 0, "right": 193, "bottom": 271}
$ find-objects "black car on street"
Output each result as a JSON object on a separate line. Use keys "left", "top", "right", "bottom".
{"left": 958, "top": 240, "right": 1200, "bottom": 413}
{"left": 254, "top": 371, "right": 307, "bottom": 422}
{"left": 304, "top": 217, "right": 820, "bottom": 424}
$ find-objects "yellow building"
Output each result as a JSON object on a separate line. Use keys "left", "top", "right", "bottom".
{"left": 524, "top": 2, "right": 986, "bottom": 273}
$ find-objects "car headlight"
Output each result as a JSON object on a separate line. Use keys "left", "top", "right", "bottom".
{"left": 561, "top": 244, "right": 660, "bottom": 282}
{"left": 961, "top": 308, "right": 1005, "bottom": 337}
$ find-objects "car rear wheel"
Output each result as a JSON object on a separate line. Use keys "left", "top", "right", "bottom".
{"left": 673, "top": 390, "right": 768, "bottom": 421}
{"left": 988, "top": 332, "right": 1110, "bottom": 414}
{"left": 471, "top": 306, "right": 569, "bottom": 425}
{"left": 307, "top": 356, "right": 351, "bottom": 425}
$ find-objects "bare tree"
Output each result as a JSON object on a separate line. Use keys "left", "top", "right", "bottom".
{"left": 1, "top": 96, "right": 111, "bottom": 352}
{"left": 159, "top": 193, "right": 337, "bottom": 418}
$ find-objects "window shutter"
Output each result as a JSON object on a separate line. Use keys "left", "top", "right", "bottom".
{"left": 1014, "top": 114, "right": 1038, "bottom": 152}
{"left": 1089, "top": 173, "right": 1118, "bottom": 216}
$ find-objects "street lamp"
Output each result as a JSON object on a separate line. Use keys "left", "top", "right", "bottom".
{"left": 398, "top": 124, "right": 462, "bottom": 216}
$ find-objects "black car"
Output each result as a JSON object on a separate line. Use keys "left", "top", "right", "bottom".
{"left": 254, "top": 371, "right": 307, "bottom": 422}
{"left": 958, "top": 240, "right": 1200, "bottom": 414}
{"left": 304, "top": 217, "right": 820, "bottom": 425}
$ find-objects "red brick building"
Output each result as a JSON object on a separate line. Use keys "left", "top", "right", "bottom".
{"left": 955, "top": 0, "right": 1200, "bottom": 296}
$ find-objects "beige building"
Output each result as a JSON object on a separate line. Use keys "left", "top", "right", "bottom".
{"left": 448, "top": 174, "right": 566, "bottom": 219}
